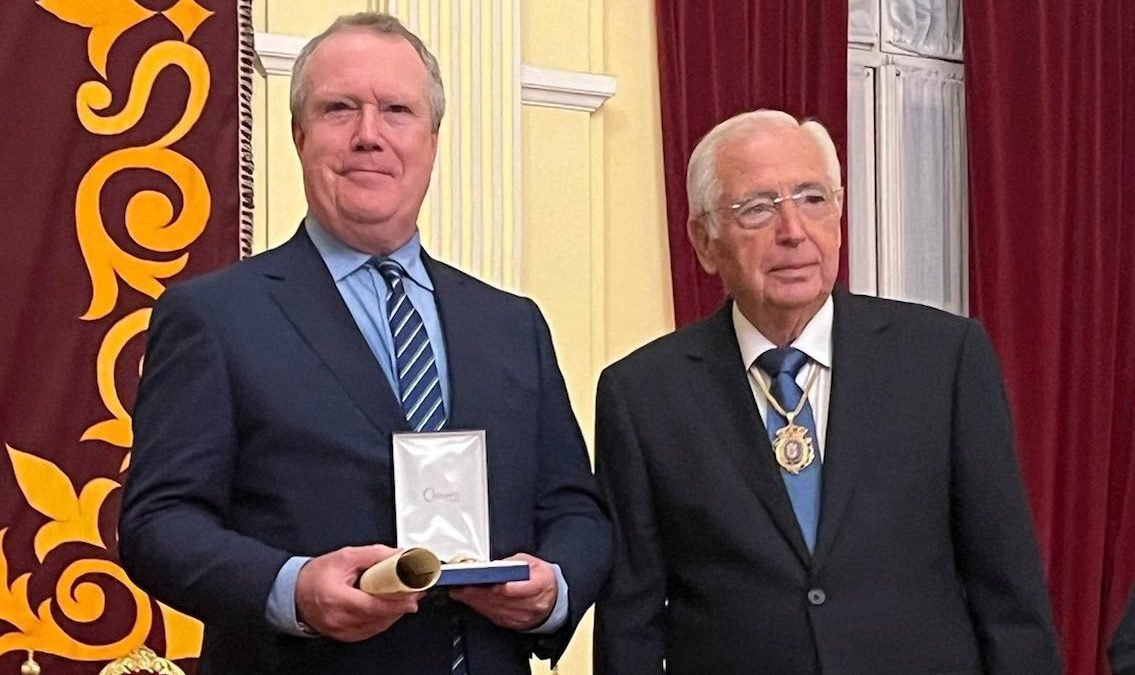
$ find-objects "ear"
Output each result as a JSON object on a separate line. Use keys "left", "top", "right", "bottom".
{"left": 687, "top": 216, "right": 718, "bottom": 275}
{"left": 831, "top": 188, "right": 845, "bottom": 248}
{"left": 292, "top": 118, "right": 305, "bottom": 154}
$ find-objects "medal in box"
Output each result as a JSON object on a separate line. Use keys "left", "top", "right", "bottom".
{"left": 390, "top": 429, "right": 528, "bottom": 587}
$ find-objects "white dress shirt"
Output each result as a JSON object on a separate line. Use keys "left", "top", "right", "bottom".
{"left": 733, "top": 295, "right": 834, "bottom": 460}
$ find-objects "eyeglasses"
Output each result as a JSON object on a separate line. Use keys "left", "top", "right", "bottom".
{"left": 711, "top": 185, "right": 843, "bottom": 230}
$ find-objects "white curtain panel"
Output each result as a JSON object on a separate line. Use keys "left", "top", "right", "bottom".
{"left": 849, "top": 0, "right": 879, "bottom": 47}
{"left": 879, "top": 63, "right": 967, "bottom": 314}
{"left": 846, "top": 59, "right": 877, "bottom": 295}
{"left": 885, "top": 0, "right": 963, "bottom": 61}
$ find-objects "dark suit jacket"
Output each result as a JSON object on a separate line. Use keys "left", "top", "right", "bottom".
{"left": 593, "top": 289, "right": 1059, "bottom": 675}
{"left": 119, "top": 227, "right": 612, "bottom": 674}
{"left": 1113, "top": 591, "right": 1135, "bottom": 675}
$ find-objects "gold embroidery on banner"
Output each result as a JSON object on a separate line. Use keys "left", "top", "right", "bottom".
{"left": 161, "top": 0, "right": 213, "bottom": 43}
{"left": 0, "top": 531, "right": 154, "bottom": 660}
{"left": 154, "top": 605, "right": 203, "bottom": 663}
{"left": 36, "top": 0, "right": 156, "bottom": 78}
{"left": 6, "top": 446, "right": 118, "bottom": 562}
{"left": 78, "top": 41, "right": 209, "bottom": 145}
{"left": 0, "top": 0, "right": 215, "bottom": 666}
{"left": 76, "top": 41, "right": 212, "bottom": 321}
{"left": 77, "top": 146, "right": 209, "bottom": 320}
{"left": 82, "top": 309, "right": 150, "bottom": 453}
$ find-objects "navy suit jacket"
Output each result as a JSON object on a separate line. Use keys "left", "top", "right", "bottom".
{"left": 593, "top": 289, "right": 1059, "bottom": 675}
{"left": 120, "top": 227, "right": 612, "bottom": 674}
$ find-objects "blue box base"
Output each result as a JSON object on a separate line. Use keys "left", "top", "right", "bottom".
{"left": 436, "top": 561, "right": 530, "bottom": 587}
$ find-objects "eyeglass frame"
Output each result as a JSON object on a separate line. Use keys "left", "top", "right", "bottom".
{"left": 698, "top": 183, "right": 844, "bottom": 230}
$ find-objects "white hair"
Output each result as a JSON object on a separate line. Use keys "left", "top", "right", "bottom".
{"left": 685, "top": 109, "right": 841, "bottom": 229}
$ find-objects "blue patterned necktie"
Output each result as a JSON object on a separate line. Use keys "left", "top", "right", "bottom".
{"left": 374, "top": 259, "right": 466, "bottom": 674}
{"left": 374, "top": 259, "right": 447, "bottom": 432}
{"left": 755, "top": 347, "right": 822, "bottom": 553}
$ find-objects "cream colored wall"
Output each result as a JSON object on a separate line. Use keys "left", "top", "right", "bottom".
{"left": 520, "top": 3, "right": 671, "bottom": 671}
{"left": 250, "top": 1, "right": 671, "bottom": 672}
{"left": 599, "top": 2, "right": 674, "bottom": 361}
{"left": 520, "top": 5, "right": 675, "bottom": 411}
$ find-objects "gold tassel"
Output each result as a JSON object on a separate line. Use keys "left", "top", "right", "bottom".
{"left": 20, "top": 650, "right": 41, "bottom": 675}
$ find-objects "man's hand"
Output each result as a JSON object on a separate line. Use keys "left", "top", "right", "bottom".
{"left": 448, "top": 553, "right": 558, "bottom": 630}
{"left": 295, "top": 545, "right": 424, "bottom": 642}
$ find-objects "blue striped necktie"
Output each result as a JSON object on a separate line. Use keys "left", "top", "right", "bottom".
{"left": 374, "top": 259, "right": 447, "bottom": 432}
{"left": 374, "top": 259, "right": 466, "bottom": 674}
{"left": 756, "top": 347, "right": 822, "bottom": 553}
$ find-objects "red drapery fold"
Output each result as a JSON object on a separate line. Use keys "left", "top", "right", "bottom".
{"left": 655, "top": 0, "right": 849, "bottom": 327}
{"left": 965, "top": 4, "right": 1135, "bottom": 674}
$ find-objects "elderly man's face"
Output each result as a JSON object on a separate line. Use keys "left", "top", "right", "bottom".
{"left": 689, "top": 126, "right": 842, "bottom": 317}
{"left": 293, "top": 30, "right": 437, "bottom": 255}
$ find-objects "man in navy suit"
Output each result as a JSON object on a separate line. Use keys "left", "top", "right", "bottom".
{"left": 119, "top": 12, "right": 611, "bottom": 674}
{"left": 592, "top": 110, "right": 1059, "bottom": 674}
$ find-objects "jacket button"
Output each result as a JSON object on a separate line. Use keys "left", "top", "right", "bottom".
{"left": 807, "top": 588, "right": 827, "bottom": 606}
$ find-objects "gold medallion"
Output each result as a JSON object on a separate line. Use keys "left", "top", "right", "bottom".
{"left": 772, "top": 423, "right": 814, "bottom": 474}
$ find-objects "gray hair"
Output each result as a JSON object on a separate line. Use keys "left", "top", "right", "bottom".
{"left": 686, "top": 110, "right": 841, "bottom": 228}
{"left": 289, "top": 13, "right": 446, "bottom": 132}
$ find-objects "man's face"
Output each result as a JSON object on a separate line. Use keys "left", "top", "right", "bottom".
{"left": 293, "top": 30, "right": 438, "bottom": 254}
{"left": 689, "top": 126, "right": 842, "bottom": 316}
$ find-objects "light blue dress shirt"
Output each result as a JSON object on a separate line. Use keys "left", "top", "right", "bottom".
{"left": 266, "top": 217, "right": 567, "bottom": 636}
{"left": 304, "top": 216, "right": 451, "bottom": 407}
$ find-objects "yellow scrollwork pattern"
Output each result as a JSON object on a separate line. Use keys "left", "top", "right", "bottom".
{"left": 0, "top": 531, "right": 154, "bottom": 661}
{"left": 6, "top": 446, "right": 117, "bottom": 563}
{"left": 77, "top": 145, "right": 210, "bottom": 320}
{"left": 156, "top": 604, "right": 204, "bottom": 663}
{"left": 0, "top": 0, "right": 220, "bottom": 667}
{"left": 162, "top": 0, "right": 213, "bottom": 43}
{"left": 36, "top": 0, "right": 156, "bottom": 78}
{"left": 78, "top": 40, "right": 209, "bottom": 147}
{"left": 76, "top": 40, "right": 212, "bottom": 320}
{"left": 81, "top": 308, "right": 151, "bottom": 453}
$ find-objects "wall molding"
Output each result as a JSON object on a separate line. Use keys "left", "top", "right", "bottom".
{"left": 518, "top": 64, "right": 615, "bottom": 112}
{"left": 253, "top": 31, "right": 616, "bottom": 112}
{"left": 253, "top": 32, "right": 308, "bottom": 77}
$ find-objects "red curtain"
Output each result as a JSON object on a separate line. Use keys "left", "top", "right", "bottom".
{"left": 965, "top": 3, "right": 1135, "bottom": 674}
{"left": 655, "top": 0, "right": 849, "bottom": 327}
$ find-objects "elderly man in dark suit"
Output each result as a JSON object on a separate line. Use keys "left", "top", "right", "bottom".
{"left": 119, "top": 12, "right": 611, "bottom": 674}
{"left": 593, "top": 109, "right": 1059, "bottom": 675}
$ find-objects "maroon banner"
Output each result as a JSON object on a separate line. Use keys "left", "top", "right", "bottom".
{"left": 0, "top": 1, "right": 253, "bottom": 672}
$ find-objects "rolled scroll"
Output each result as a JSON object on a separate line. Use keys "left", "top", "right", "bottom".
{"left": 358, "top": 547, "right": 442, "bottom": 594}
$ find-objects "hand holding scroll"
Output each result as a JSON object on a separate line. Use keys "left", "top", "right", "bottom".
{"left": 295, "top": 544, "right": 424, "bottom": 642}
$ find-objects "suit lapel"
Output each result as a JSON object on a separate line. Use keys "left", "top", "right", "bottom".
{"left": 423, "top": 255, "right": 502, "bottom": 430}
{"left": 263, "top": 227, "right": 406, "bottom": 436}
{"left": 688, "top": 304, "right": 813, "bottom": 566}
{"left": 812, "top": 289, "right": 891, "bottom": 569}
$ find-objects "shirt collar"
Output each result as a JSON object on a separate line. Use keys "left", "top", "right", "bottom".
{"left": 304, "top": 214, "right": 434, "bottom": 291}
{"left": 733, "top": 294, "right": 834, "bottom": 371}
